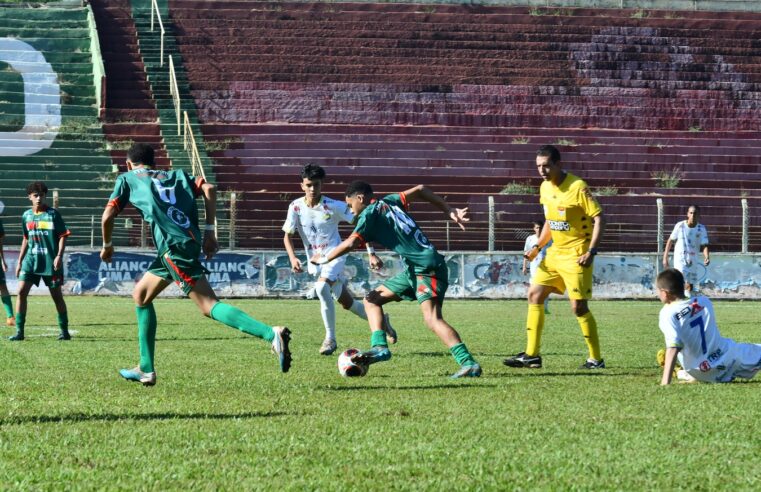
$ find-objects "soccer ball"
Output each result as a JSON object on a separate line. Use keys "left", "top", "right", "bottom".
{"left": 338, "top": 348, "right": 368, "bottom": 377}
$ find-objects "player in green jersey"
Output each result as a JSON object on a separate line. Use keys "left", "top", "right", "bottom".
{"left": 10, "top": 182, "right": 71, "bottom": 341}
{"left": 0, "top": 217, "right": 16, "bottom": 328}
{"left": 310, "top": 181, "right": 481, "bottom": 378}
{"left": 101, "top": 143, "right": 291, "bottom": 386}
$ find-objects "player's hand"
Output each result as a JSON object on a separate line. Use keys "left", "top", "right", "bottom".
{"left": 524, "top": 247, "right": 539, "bottom": 261}
{"left": 577, "top": 252, "right": 594, "bottom": 267}
{"left": 369, "top": 253, "right": 383, "bottom": 271}
{"left": 449, "top": 207, "right": 469, "bottom": 231}
{"left": 290, "top": 256, "right": 303, "bottom": 273}
{"left": 203, "top": 232, "right": 219, "bottom": 260}
{"left": 704, "top": 257, "right": 710, "bottom": 266}
{"left": 53, "top": 255, "right": 62, "bottom": 271}
{"left": 100, "top": 245, "right": 114, "bottom": 263}
{"left": 522, "top": 266, "right": 527, "bottom": 275}
{"left": 662, "top": 258, "right": 669, "bottom": 269}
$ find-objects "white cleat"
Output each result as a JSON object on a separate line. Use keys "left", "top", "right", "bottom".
{"left": 319, "top": 338, "right": 337, "bottom": 355}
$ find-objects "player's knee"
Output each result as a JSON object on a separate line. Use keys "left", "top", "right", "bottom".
{"left": 132, "top": 290, "right": 149, "bottom": 307}
{"left": 572, "top": 303, "right": 589, "bottom": 317}
{"left": 364, "top": 289, "right": 384, "bottom": 306}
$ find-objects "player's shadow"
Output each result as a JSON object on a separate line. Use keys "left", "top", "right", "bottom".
{"left": 491, "top": 371, "right": 622, "bottom": 378}
{"left": 324, "top": 383, "right": 498, "bottom": 391}
{"left": 72, "top": 337, "right": 237, "bottom": 342}
{"left": 0, "top": 410, "right": 292, "bottom": 426}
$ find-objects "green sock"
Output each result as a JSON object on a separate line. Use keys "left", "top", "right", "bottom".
{"left": 370, "top": 329, "right": 388, "bottom": 348}
{"left": 57, "top": 311, "right": 69, "bottom": 334}
{"left": 137, "top": 304, "right": 157, "bottom": 374}
{"left": 450, "top": 342, "right": 477, "bottom": 367}
{"left": 1, "top": 295, "right": 13, "bottom": 318}
{"left": 210, "top": 302, "right": 274, "bottom": 342}
{"left": 15, "top": 311, "right": 25, "bottom": 335}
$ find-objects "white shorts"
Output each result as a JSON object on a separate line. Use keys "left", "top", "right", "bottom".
{"left": 674, "top": 261, "right": 699, "bottom": 286}
{"left": 687, "top": 341, "right": 761, "bottom": 383}
{"left": 307, "top": 255, "right": 347, "bottom": 282}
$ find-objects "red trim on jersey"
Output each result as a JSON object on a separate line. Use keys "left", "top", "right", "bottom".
{"left": 58, "top": 230, "right": 72, "bottom": 238}
{"left": 399, "top": 192, "right": 409, "bottom": 210}
{"left": 193, "top": 177, "right": 206, "bottom": 197}
{"left": 106, "top": 198, "right": 122, "bottom": 213}
{"left": 164, "top": 253, "right": 196, "bottom": 288}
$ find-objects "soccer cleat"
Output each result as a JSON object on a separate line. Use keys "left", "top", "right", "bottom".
{"left": 676, "top": 369, "right": 697, "bottom": 383}
{"left": 271, "top": 326, "right": 292, "bottom": 373}
{"left": 8, "top": 332, "right": 24, "bottom": 341}
{"left": 382, "top": 313, "right": 398, "bottom": 344}
{"left": 351, "top": 346, "right": 392, "bottom": 366}
{"left": 450, "top": 363, "right": 482, "bottom": 379}
{"left": 58, "top": 331, "right": 71, "bottom": 341}
{"left": 580, "top": 358, "right": 606, "bottom": 369}
{"left": 6, "top": 317, "right": 15, "bottom": 327}
{"left": 119, "top": 367, "right": 156, "bottom": 386}
{"left": 319, "top": 338, "right": 337, "bottom": 356}
{"left": 503, "top": 352, "right": 542, "bottom": 368}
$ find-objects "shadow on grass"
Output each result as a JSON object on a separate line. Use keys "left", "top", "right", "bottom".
{"left": 323, "top": 383, "right": 497, "bottom": 391}
{"left": 490, "top": 371, "right": 624, "bottom": 378}
{"left": 73, "top": 337, "right": 237, "bottom": 343}
{"left": 0, "top": 410, "right": 291, "bottom": 426}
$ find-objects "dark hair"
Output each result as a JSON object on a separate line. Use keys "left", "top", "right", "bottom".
{"left": 26, "top": 181, "right": 48, "bottom": 195}
{"left": 127, "top": 143, "right": 155, "bottom": 167}
{"left": 657, "top": 268, "right": 685, "bottom": 296}
{"left": 687, "top": 204, "right": 700, "bottom": 214}
{"left": 532, "top": 219, "right": 545, "bottom": 228}
{"left": 300, "top": 163, "right": 325, "bottom": 181}
{"left": 345, "top": 180, "right": 373, "bottom": 197}
{"left": 536, "top": 145, "right": 561, "bottom": 164}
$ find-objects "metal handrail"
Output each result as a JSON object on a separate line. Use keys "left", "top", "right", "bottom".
{"left": 150, "top": 0, "right": 165, "bottom": 67}
{"left": 183, "top": 111, "right": 206, "bottom": 181}
{"left": 168, "top": 56, "right": 181, "bottom": 135}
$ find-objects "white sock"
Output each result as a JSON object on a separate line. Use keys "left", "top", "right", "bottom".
{"left": 349, "top": 300, "right": 367, "bottom": 320}
{"left": 315, "top": 281, "right": 336, "bottom": 340}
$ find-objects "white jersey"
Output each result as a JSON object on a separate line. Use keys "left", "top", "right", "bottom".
{"left": 669, "top": 220, "right": 708, "bottom": 267}
{"left": 523, "top": 234, "right": 551, "bottom": 277}
{"left": 282, "top": 195, "right": 354, "bottom": 276}
{"left": 658, "top": 296, "right": 761, "bottom": 382}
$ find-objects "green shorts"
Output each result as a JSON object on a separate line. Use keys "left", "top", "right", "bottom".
{"left": 382, "top": 263, "right": 449, "bottom": 304}
{"left": 147, "top": 243, "right": 209, "bottom": 295}
{"left": 19, "top": 270, "right": 64, "bottom": 289}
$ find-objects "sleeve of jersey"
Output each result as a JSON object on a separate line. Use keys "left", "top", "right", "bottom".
{"left": 669, "top": 222, "right": 680, "bottom": 241}
{"left": 350, "top": 210, "right": 373, "bottom": 246}
{"left": 20, "top": 215, "right": 28, "bottom": 239}
{"left": 54, "top": 211, "right": 72, "bottom": 239}
{"left": 282, "top": 203, "right": 298, "bottom": 234}
{"left": 659, "top": 308, "right": 683, "bottom": 349}
{"left": 106, "top": 176, "right": 130, "bottom": 214}
{"left": 700, "top": 226, "right": 709, "bottom": 246}
{"left": 336, "top": 201, "right": 355, "bottom": 224}
{"left": 577, "top": 182, "right": 602, "bottom": 217}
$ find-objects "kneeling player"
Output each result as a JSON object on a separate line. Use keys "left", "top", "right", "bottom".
{"left": 656, "top": 268, "right": 761, "bottom": 385}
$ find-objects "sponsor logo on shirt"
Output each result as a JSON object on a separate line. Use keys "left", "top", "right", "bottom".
{"left": 548, "top": 220, "right": 570, "bottom": 231}
{"left": 707, "top": 348, "right": 723, "bottom": 363}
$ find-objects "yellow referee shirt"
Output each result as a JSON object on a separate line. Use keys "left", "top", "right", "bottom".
{"left": 539, "top": 173, "right": 602, "bottom": 251}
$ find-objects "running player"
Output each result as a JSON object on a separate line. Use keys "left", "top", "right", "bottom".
{"left": 10, "top": 182, "right": 71, "bottom": 341}
{"left": 310, "top": 181, "right": 481, "bottom": 378}
{"left": 0, "top": 216, "right": 15, "bottom": 327}
{"left": 656, "top": 268, "right": 761, "bottom": 385}
{"left": 283, "top": 164, "right": 396, "bottom": 355}
{"left": 100, "top": 143, "right": 290, "bottom": 386}
{"left": 505, "top": 145, "right": 606, "bottom": 369}
{"left": 662, "top": 205, "right": 709, "bottom": 297}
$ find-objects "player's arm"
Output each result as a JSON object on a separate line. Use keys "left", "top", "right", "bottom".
{"left": 283, "top": 232, "right": 303, "bottom": 273}
{"left": 578, "top": 213, "right": 605, "bottom": 267}
{"left": 660, "top": 347, "right": 679, "bottom": 385}
{"left": 53, "top": 232, "right": 67, "bottom": 271}
{"left": 662, "top": 239, "right": 674, "bottom": 268}
{"left": 702, "top": 244, "right": 710, "bottom": 265}
{"left": 15, "top": 236, "right": 28, "bottom": 277}
{"left": 525, "top": 222, "right": 551, "bottom": 261}
{"left": 365, "top": 243, "right": 383, "bottom": 270}
{"left": 100, "top": 204, "right": 118, "bottom": 262}
{"left": 310, "top": 234, "right": 360, "bottom": 265}
{"left": 401, "top": 185, "right": 468, "bottom": 230}
{"left": 0, "top": 232, "right": 6, "bottom": 272}
{"left": 199, "top": 181, "right": 219, "bottom": 260}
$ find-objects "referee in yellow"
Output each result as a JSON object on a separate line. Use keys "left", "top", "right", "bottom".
{"left": 504, "top": 145, "right": 606, "bottom": 369}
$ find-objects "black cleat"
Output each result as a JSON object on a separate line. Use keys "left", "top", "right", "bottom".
{"left": 503, "top": 352, "right": 542, "bottom": 368}
{"left": 579, "top": 358, "right": 606, "bottom": 369}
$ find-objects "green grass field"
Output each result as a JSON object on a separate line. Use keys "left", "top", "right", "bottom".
{"left": 1, "top": 296, "right": 760, "bottom": 490}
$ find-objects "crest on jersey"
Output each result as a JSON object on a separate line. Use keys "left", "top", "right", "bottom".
{"left": 167, "top": 206, "right": 191, "bottom": 229}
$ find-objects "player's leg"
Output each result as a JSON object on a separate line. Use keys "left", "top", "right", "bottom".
{"left": 337, "top": 282, "right": 397, "bottom": 344}
{"left": 9, "top": 279, "right": 33, "bottom": 340}
{"left": 725, "top": 342, "right": 761, "bottom": 380}
{"left": 189, "top": 276, "right": 292, "bottom": 373}
{"left": 570, "top": 299, "right": 603, "bottom": 368}
{"left": 47, "top": 285, "right": 69, "bottom": 340}
{"left": 119, "top": 271, "right": 170, "bottom": 385}
{"left": 0, "top": 280, "right": 14, "bottom": 326}
{"left": 418, "top": 297, "right": 481, "bottom": 378}
{"left": 314, "top": 276, "right": 338, "bottom": 354}
{"left": 352, "top": 285, "right": 401, "bottom": 366}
